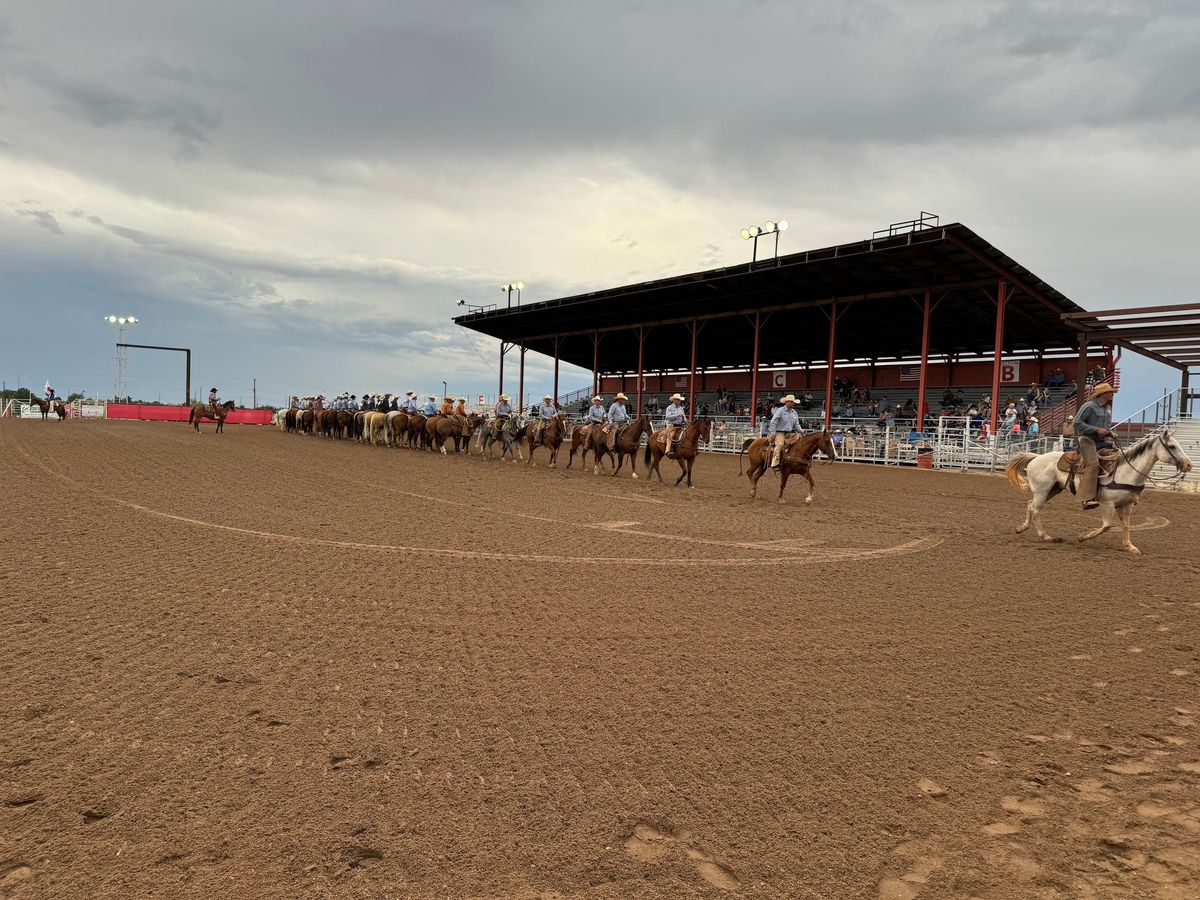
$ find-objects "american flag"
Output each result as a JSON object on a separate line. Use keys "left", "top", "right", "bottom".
{"left": 899, "top": 366, "right": 920, "bottom": 382}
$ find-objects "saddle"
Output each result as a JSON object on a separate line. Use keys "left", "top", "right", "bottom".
{"left": 780, "top": 432, "right": 802, "bottom": 448}
{"left": 1058, "top": 448, "right": 1119, "bottom": 493}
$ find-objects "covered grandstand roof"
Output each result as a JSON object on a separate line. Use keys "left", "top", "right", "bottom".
{"left": 454, "top": 222, "right": 1093, "bottom": 373}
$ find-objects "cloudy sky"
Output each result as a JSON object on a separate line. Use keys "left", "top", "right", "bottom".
{"left": 2, "top": 0, "right": 1198, "bottom": 414}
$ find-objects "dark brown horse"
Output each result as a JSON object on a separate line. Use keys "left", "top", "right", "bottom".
{"left": 739, "top": 430, "right": 837, "bottom": 503}
{"left": 52, "top": 400, "right": 68, "bottom": 421}
{"left": 576, "top": 414, "right": 653, "bottom": 477}
{"left": 406, "top": 413, "right": 427, "bottom": 448}
{"left": 526, "top": 415, "right": 565, "bottom": 467}
{"left": 28, "top": 396, "right": 51, "bottom": 421}
{"left": 644, "top": 417, "right": 711, "bottom": 487}
{"left": 189, "top": 400, "right": 236, "bottom": 433}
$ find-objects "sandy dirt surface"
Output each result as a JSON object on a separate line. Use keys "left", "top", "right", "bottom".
{"left": 2, "top": 418, "right": 1199, "bottom": 899}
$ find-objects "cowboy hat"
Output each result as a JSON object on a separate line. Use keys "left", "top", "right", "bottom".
{"left": 405, "top": 390, "right": 415, "bottom": 396}
{"left": 499, "top": 394, "right": 510, "bottom": 401}
{"left": 780, "top": 394, "right": 797, "bottom": 404}
{"left": 615, "top": 392, "right": 627, "bottom": 400}
{"left": 543, "top": 393, "right": 552, "bottom": 400}
{"left": 1092, "top": 382, "right": 1116, "bottom": 396}
{"left": 592, "top": 395, "right": 602, "bottom": 402}
{"left": 670, "top": 393, "right": 684, "bottom": 401}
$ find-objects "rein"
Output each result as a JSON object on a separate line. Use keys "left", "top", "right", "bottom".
{"left": 1108, "top": 432, "right": 1186, "bottom": 490}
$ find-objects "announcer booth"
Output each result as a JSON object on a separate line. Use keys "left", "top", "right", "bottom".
{"left": 455, "top": 216, "right": 1119, "bottom": 436}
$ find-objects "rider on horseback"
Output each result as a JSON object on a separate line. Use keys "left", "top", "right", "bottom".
{"left": 208, "top": 387, "right": 220, "bottom": 417}
{"left": 529, "top": 394, "right": 557, "bottom": 443}
{"left": 1072, "top": 381, "right": 1116, "bottom": 510}
{"left": 454, "top": 397, "right": 469, "bottom": 434}
{"left": 582, "top": 395, "right": 606, "bottom": 439}
{"left": 492, "top": 394, "right": 512, "bottom": 437}
{"left": 439, "top": 396, "right": 454, "bottom": 417}
{"left": 45, "top": 384, "right": 55, "bottom": 404}
{"left": 768, "top": 394, "right": 802, "bottom": 470}
{"left": 402, "top": 391, "right": 418, "bottom": 414}
{"left": 422, "top": 395, "right": 437, "bottom": 416}
{"left": 606, "top": 393, "right": 630, "bottom": 450}
{"left": 663, "top": 393, "right": 686, "bottom": 459}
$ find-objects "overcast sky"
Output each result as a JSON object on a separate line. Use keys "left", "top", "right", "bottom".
{"left": 2, "top": 0, "right": 1198, "bottom": 414}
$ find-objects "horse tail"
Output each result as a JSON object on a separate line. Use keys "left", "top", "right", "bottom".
{"left": 1006, "top": 452, "right": 1036, "bottom": 491}
{"left": 188, "top": 406, "right": 195, "bottom": 424}
{"left": 643, "top": 439, "right": 651, "bottom": 468}
{"left": 738, "top": 439, "right": 747, "bottom": 475}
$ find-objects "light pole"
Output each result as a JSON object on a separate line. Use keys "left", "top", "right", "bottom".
{"left": 740, "top": 219, "right": 790, "bottom": 266}
{"left": 442, "top": 380, "right": 448, "bottom": 400}
{"left": 104, "top": 315, "right": 139, "bottom": 400}
{"left": 501, "top": 282, "right": 524, "bottom": 308}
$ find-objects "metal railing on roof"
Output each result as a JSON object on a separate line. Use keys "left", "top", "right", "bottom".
{"left": 872, "top": 211, "right": 940, "bottom": 242}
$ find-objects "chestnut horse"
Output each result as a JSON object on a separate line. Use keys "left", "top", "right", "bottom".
{"left": 644, "top": 417, "right": 711, "bottom": 487}
{"left": 526, "top": 415, "right": 566, "bottom": 467}
{"left": 740, "top": 431, "right": 838, "bottom": 503}
{"left": 189, "top": 400, "right": 236, "bottom": 433}
{"left": 583, "top": 415, "right": 653, "bottom": 477}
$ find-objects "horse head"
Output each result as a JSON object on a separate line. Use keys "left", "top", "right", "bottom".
{"left": 819, "top": 429, "right": 838, "bottom": 463}
{"left": 695, "top": 417, "right": 711, "bottom": 444}
{"left": 1156, "top": 430, "right": 1193, "bottom": 473}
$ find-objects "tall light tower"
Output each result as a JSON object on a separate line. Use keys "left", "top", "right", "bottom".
{"left": 104, "top": 315, "right": 138, "bottom": 400}
{"left": 501, "top": 282, "right": 524, "bottom": 308}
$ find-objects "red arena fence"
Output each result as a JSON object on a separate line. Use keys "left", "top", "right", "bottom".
{"left": 106, "top": 404, "right": 275, "bottom": 425}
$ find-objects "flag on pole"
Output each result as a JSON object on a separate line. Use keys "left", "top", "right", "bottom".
{"left": 44, "top": 380, "right": 52, "bottom": 394}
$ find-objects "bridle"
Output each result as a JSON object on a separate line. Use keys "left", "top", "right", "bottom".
{"left": 1111, "top": 431, "right": 1188, "bottom": 489}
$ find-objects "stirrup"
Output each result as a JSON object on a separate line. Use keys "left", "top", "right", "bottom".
{"left": 1082, "top": 500, "right": 1099, "bottom": 510}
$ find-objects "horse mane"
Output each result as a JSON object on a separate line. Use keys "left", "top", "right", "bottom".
{"left": 1122, "top": 430, "right": 1166, "bottom": 462}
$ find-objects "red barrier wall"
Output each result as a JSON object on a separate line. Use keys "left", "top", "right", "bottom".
{"left": 106, "top": 404, "right": 274, "bottom": 425}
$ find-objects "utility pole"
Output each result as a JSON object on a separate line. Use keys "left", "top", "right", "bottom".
{"left": 253, "top": 378, "right": 257, "bottom": 408}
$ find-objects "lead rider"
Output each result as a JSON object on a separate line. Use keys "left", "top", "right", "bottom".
{"left": 1072, "top": 381, "right": 1116, "bottom": 510}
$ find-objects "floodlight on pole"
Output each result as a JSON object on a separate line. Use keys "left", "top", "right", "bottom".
{"left": 501, "top": 282, "right": 524, "bottom": 308}
{"left": 739, "top": 218, "right": 789, "bottom": 266}
{"left": 105, "top": 314, "right": 138, "bottom": 400}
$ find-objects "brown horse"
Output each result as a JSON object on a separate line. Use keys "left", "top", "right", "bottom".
{"left": 406, "top": 413, "right": 427, "bottom": 448}
{"left": 189, "top": 400, "right": 236, "bottom": 433}
{"left": 644, "top": 417, "right": 711, "bottom": 487}
{"left": 565, "top": 424, "right": 597, "bottom": 470}
{"left": 426, "top": 413, "right": 482, "bottom": 454}
{"left": 52, "top": 400, "right": 68, "bottom": 421}
{"left": 28, "top": 396, "right": 51, "bottom": 421}
{"left": 526, "top": 415, "right": 566, "bottom": 467}
{"left": 577, "top": 415, "right": 653, "bottom": 477}
{"left": 739, "top": 431, "right": 838, "bottom": 503}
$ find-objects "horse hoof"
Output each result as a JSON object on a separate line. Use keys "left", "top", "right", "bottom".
{"left": 631, "top": 473, "right": 638, "bottom": 480}
{"left": 804, "top": 497, "right": 813, "bottom": 505}
{"left": 1126, "top": 545, "right": 1141, "bottom": 554}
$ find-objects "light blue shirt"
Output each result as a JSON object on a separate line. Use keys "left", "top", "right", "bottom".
{"left": 664, "top": 403, "right": 686, "bottom": 426}
{"left": 584, "top": 404, "right": 606, "bottom": 423}
{"left": 402, "top": 397, "right": 417, "bottom": 413}
{"left": 767, "top": 405, "right": 801, "bottom": 435}
{"left": 538, "top": 403, "right": 557, "bottom": 420}
{"left": 608, "top": 402, "right": 629, "bottom": 424}
{"left": 422, "top": 400, "right": 437, "bottom": 415}
{"left": 495, "top": 402, "right": 512, "bottom": 416}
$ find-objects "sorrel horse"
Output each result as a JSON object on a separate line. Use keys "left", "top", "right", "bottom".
{"left": 565, "top": 424, "right": 596, "bottom": 471}
{"left": 589, "top": 415, "right": 653, "bottom": 477}
{"left": 740, "top": 431, "right": 838, "bottom": 504}
{"left": 427, "top": 413, "right": 482, "bottom": 454}
{"left": 479, "top": 415, "right": 527, "bottom": 462}
{"left": 189, "top": 400, "right": 236, "bottom": 433}
{"left": 526, "top": 415, "right": 565, "bottom": 467}
{"left": 644, "top": 417, "right": 711, "bottom": 487}
{"left": 1007, "top": 430, "right": 1193, "bottom": 553}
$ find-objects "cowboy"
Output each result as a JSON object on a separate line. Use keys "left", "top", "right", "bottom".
{"left": 403, "top": 391, "right": 419, "bottom": 414}
{"left": 767, "top": 394, "right": 802, "bottom": 470}
{"left": 529, "top": 393, "right": 557, "bottom": 443}
{"left": 454, "top": 397, "right": 469, "bottom": 434}
{"left": 439, "top": 396, "right": 454, "bottom": 417}
{"left": 421, "top": 395, "right": 438, "bottom": 416}
{"left": 662, "top": 393, "right": 687, "bottom": 458}
{"left": 289, "top": 395, "right": 300, "bottom": 409}
{"left": 606, "top": 392, "right": 630, "bottom": 449}
{"left": 581, "top": 395, "right": 606, "bottom": 439}
{"left": 45, "top": 384, "right": 55, "bottom": 403}
{"left": 208, "top": 387, "right": 220, "bottom": 417}
{"left": 1072, "top": 381, "right": 1116, "bottom": 510}
{"left": 348, "top": 394, "right": 359, "bottom": 411}
{"left": 493, "top": 394, "right": 512, "bottom": 437}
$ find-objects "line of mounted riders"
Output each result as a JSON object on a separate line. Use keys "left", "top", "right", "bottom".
{"left": 280, "top": 389, "right": 839, "bottom": 497}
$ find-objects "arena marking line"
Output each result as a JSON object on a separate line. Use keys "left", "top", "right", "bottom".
{"left": 6, "top": 431, "right": 944, "bottom": 566}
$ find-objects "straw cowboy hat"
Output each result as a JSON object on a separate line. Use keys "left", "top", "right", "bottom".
{"left": 592, "top": 395, "right": 603, "bottom": 402}
{"left": 543, "top": 393, "right": 553, "bottom": 400}
{"left": 780, "top": 394, "right": 797, "bottom": 404}
{"left": 499, "top": 394, "right": 510, "bottom": 401}
{"left": 1092, "top": 382, "right": 1116, "bottom": 397}
{"left": 615, "top": 392, "right": 627, "bottom": 400}
{"left": 670, "top": 393, "right": 684, "bottom": 402}
{"left": 405, "top": 390, "right": 415, "bottom": 396}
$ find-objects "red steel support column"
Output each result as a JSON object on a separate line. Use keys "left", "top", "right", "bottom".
{"left": 552, "top": 337, "right": 560, "bottom": 408}
{"left": 1075, "top": 332, "right": 1088, "bottom": 411}
{"left": 824, "top": 302, "right": 838, "bottom": 432}
{"left": 688, "top": 319, "right": 698, "bottom": 415}
{"left": 518, "top": 346, "right": 526, "bottom": 413}
{"left": 989, "top": 281, "right": 1008, "bottom": 437}
{"left": 636, "top": 327, "right": 645, "bottom": 415}
{"left": 749, "top": 312, "right": 762, "bottom": 428}
{"left": 916, "top": 289, "right": 931, "bottom": 433}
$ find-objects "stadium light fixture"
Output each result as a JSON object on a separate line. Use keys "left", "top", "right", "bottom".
{"left": 105, "top": 314, "right": 138, "bottom": 400}
{"left": 501, "top": 282, "right": 524, "bottom": 308}
{"left": 739, "top": 218, "right": 789, "bottom": 266}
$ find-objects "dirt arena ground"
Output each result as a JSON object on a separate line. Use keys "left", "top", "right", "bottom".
{"left": 2, "top": 419, "right": 1199, "bottom": 899}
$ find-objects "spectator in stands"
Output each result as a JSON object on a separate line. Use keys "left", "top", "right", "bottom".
{"left": 1028, "top": 416, "right": 1039, "bottom": 437}
{"left": 942, "top": 388, "right": 955, "bottom": 407}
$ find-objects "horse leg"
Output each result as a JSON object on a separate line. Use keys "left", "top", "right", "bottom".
{"left": 778, "top": 471, "right": 789, "bottom": 502}
{"left": 674, "top": 457, "right": 687, "bottom": 487}
{"left": 1119, "top": 501, "right": 1140, "bottom": 554}
{"left": 1079, "top": 504, "right": 1116, "bottom": 544}
{"left": 803, "top": 470, "right": 815, "bottom": 505}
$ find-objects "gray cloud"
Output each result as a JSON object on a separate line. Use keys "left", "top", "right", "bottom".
{"left": 15, "top": 206, "right": 61, "bottom": 234}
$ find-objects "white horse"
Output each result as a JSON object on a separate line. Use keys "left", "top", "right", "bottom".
{"left": 1006, "top": 431, "right": 1192, "bottom": 554}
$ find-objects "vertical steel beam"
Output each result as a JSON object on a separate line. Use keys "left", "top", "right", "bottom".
{"left": 749, "top": 312, "right": 761, "bottom": 428}
{"left": 916, "top": 289, "right": 931, "bottom": 433}
{"left": 552, "top": 337, "right": 560, "bottom": 409}
{"left": 824, "top": 302, "right": 838, "bottom": 432}
{"left": 592, "top": 333, "right": 599, "bottom": 398}
{"left": 518, "top": 346, "right": 526, "bottom": 413}
{"left": 1075, "top": 332, "right": 1089, "bottom": 412}
{"left": 989, "top": 282, "right": 1007, "bottom": 437}
{"left": 688, "top": 319, "right": 698, "bottom": 415}
{"left": 636, "top": 326, "right": 645, "bottom": 415}
{"left": 1182, "top": 369, "right": 1191, "bottom": 417}
{"left": 498, "top": 342, "right": 507, "bottom": 401}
